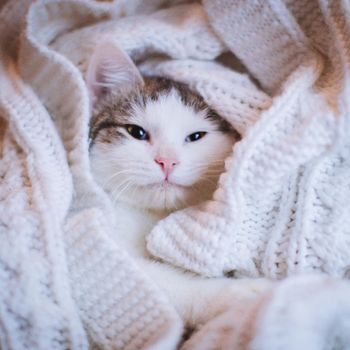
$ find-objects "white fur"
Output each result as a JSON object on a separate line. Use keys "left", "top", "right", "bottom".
{"left": 106, "top": 201, "right": 270, "bottom": 332}
{"left": 90, "top": 89, "right": 234, "bottom": 211}
{"left": 89, "top": 88, "right": 268, "bottom": 333}
{"left": 88, "top": 44, "right": 269, "bottom": 340}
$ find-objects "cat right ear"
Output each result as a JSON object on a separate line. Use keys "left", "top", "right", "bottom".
{"left": 86, "top": 43, "right": 144, "bottom": 106}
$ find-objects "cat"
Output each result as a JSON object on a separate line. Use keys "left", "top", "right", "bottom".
{"left": 87, "top": 44, "right": 269, "bottom": 348}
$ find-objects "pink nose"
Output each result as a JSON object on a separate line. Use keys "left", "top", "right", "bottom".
{"left": 155, "top": 156, "right": 179, "bottom": 177}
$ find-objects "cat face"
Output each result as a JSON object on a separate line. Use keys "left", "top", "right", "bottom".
{"left": 88, "top": 44, "right": 237, "bottom": 211}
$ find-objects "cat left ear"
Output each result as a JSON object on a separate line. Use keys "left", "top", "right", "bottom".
{"left": 86, "top": 43, "right": 144, "bottom": 106}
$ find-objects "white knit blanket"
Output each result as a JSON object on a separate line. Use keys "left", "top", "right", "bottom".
{"left": 1, "top": 0, "right": 350, "bottom": 349}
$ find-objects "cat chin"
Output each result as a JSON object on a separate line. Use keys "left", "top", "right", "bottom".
{"left": 111, "top": 182, "right": 204, "bottom": 212}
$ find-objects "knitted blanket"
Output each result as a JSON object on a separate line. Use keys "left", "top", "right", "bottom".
{"left": 1, "top": 0, "right": 350, "bottom": 349}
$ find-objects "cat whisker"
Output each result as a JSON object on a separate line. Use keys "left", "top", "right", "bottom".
{"left": 101, "top": 169, "right": 140, "bottom": 188}
{"left": 112, "top": 180, "right": 135, "bottom": 205}
{"left": 110, "top": 178, "right": 134, "bottom": 200}
{"left": 101, "top": 167, "right": 157, "bottom": 189}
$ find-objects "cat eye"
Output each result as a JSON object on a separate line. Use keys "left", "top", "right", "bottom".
{"left": 185, "top": 132, "right": 207, "bottom": 143}
{"left": 125, "top": 124, "right": 149, "bottom": 141}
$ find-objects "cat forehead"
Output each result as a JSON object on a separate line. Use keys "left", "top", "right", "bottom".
{"left": 90, "top": 77, "right": 233, "bottom": 143}
{"left": 132, "top": 89, "right": 211, "bottom": 131}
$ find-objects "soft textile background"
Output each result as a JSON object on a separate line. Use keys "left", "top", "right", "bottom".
{"left": 1, "top": 0, "right": 350, "bottom": 349}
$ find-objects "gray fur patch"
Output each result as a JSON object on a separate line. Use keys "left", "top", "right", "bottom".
{"left": 89, "top": 77, "right": 239, "bottom": 146}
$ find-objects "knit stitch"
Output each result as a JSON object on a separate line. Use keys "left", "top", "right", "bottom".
{"left": 1, "top": 1, "right": 182, "bottom": 349}
{"left": 1, "top": 0, "right": 350, "bottom": 349}
{"left": 147, "top": 0, "right": 350, "bottom": 280}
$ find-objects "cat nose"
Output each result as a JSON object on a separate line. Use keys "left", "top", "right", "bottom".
{"left": 155, "top": 156, "right": 179, "bottom": 176}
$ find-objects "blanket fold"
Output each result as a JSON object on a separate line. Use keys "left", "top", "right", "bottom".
{"left": 1, "top": 0, "right": 350, "bottom": 349}
{"left": 1, "top": 1, "right": 182, "bottom": 349}
{"left": 147, "top": 0, "right": 350, "bottom": 280}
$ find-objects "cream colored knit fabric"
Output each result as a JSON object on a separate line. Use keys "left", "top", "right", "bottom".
{"left": 0, "top": 1, "right": 182, "bottom": 349}
{"left": 147, "top": 0, "right": 350, "bottom": 279}
{"left": 1, "top": 0, "right": 350, "bottom": 349}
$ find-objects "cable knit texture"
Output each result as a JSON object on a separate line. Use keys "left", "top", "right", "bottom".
{"left": 148, "top": 0, "right": 350, "bottom": 279}
{"left": 1, "top": 0, "right": 350, "bottom": 349}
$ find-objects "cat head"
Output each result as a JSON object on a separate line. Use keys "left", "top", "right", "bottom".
{"left": 87, "top": 44, "right": 237, "bottom": 211}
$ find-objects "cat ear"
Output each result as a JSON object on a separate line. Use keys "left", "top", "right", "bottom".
{"left": 86, "top": 43, "right": 144, "bottom": 106}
